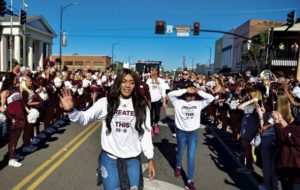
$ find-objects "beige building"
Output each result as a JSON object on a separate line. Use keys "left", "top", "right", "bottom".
{"left": 214, "top": 38, "right": 223, "bottom": 73}
{"left": 50, "top": 55, "right": 111, "bottom": 71}
{"left": 0, "top": 16, "right": 56, "bottom": 71}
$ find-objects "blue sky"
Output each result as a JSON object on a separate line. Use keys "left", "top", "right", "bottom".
{"left": 12, "top": 0, "right": 300, "bottom": 70}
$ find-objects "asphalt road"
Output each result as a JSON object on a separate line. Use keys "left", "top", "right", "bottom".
{"left": 0, "top": 108, "right": 259, "bottom": 190}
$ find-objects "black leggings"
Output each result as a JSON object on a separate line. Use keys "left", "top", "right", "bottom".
{"left": 151, "top": 100, "right": 161, "bottom": 125}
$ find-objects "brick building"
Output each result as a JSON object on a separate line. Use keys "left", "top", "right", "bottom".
{"left": 231, "top": 19, "right": 285, "bottom": 73}
{"left": 50, "top": 55, "right": 111, "bottom": 71}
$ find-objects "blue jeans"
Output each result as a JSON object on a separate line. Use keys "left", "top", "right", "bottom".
{"left": 99, "top": 151, "right": 141, "bottom": 190}
{"left": 0, "top": 122, "right": 7, "bottom": 136}
{"left": 260, "top": 135, "right": 278, "bottom": 190}
{"left": 176, "top": 128, "right": 198, "bottom": 181}
{"left": 281, "top": 181, "right": 300, "bottom": 190}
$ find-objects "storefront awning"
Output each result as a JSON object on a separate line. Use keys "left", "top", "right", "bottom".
{"left": 273, "top": 23, "right": 300, "bottom": 32}
{"left": 271, "top": 59, "right": 298, "bottom": 66}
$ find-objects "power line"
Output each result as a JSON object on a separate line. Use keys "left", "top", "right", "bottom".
{"left": 65, "top": 34, "right": 232, "bottom": 40}
{"left": 62, "top": 7, "right": 300, "bottom": 17}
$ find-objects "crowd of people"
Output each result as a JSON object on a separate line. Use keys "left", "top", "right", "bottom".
{"left": 0, "top": 62, "right": 299, "bottom": 190}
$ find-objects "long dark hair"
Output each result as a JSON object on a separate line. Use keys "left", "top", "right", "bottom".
{"left": 106, "top": 69, "right": 147, "bottom": 135}
{"left": 1, "top": 72, "right": 16, "bottom": 92}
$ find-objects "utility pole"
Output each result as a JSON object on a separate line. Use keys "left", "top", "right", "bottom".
{"left": 59, "top": 2, "right": 78, "bottom": 70}
{"left": 9, "top": 0, "right": 13, "bottom": 70}
{"left": 22, "top": 0, "right": 27, "bottom": 67}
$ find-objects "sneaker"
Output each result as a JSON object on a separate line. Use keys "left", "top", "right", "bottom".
{"left": 44, "top": 127, "right": 55, "bottom": 134}
{"left": 15, "top": 154, "right": 24, "bottom": 161}
{"left": 31, "top": 137, "right": 41, "bottom": 145}
{"left": 174, "top": 167, "right": 181, "bottom": 177}
{"left": 172, "top": 133, "right": 177, "bottom": 138}
{"left": 56, "top": 119, "right": 65, "bottom": 125}
{"left": 8, "top": 159, "right": 22, "bottom": 167}
{"left": 236, "top": 167, "right": 252, "bottom": 174}
{"left": 22, "top": 145, "right": 37, "bottom": 153}
{"left": 154, "top": 124, "right": 159, "bottom": 134}
{"left": 36, "top": 133, "right": 46, "bottom": 139}
{"left": 185, "top": 181, "right": 196, "bottom": 190}
{"left": 52, "top": 123, "right": 60, "bottom": 129}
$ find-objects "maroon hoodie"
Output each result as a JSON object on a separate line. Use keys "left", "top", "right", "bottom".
{"left": 274, "top": 121, "right": 300, "bottom": 183}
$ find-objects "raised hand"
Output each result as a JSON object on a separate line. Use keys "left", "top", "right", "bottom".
{"left": 59, "top": 88, "right": 74, "bottom": 112}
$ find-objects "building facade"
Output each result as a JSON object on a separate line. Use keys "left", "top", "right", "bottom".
{"left": 50, "top": 55, "right": 111, "bottom": 71}
{"left": 0, "top": 16, "right": 56, "bottom": 71}
{"left": 231, "top": 19, "right": 285, "bottom": 73}
{"left": 214, "top": 38, "right": 223, "bottom": 73}
{"left": 221, "top": 29, "right": 235, "bottom": 71}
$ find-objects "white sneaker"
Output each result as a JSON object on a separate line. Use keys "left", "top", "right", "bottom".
{"left": 8, "top": 159, "right": 23, "bottom": 167}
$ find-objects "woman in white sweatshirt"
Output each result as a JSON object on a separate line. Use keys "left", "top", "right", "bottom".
{"left": 168, "top": 84, "right": 214, "bottom": 190}
{"left": 59, "top": 69, "right": 155, "bottom": 190}
{"left": 146, "top": 68, "right": 167, "bottom": 136}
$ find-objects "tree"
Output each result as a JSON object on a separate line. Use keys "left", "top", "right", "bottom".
{"left": 244, "top": 31, "right": 274, "bottom": 73}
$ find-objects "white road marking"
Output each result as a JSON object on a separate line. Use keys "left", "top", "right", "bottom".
{"left": 142, "top": 163, "right": 185, "bottom": 190}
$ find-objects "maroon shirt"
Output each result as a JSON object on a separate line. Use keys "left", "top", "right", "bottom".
{"left": 274, "top": 121, "right": 300, "bottom": 183}
{"left": 137, "top": 81, "right": 151, "bottom": 102}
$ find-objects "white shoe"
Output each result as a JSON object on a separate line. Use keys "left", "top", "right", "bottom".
{"left": 8, "top": 159, "right": 23, "bottom": 167}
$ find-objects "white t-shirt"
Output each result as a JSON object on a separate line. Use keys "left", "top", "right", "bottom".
{"left": 168, "top": 89, "right": 214, "bottom": 131}
{"left": 146, "top": 77, "right": 166, "bottom": 102}
{"left": 69, "top": 97, "right": 154, "bottom": 159}
{"left": 292, "top": 86, "right": 300, "bottom": 99}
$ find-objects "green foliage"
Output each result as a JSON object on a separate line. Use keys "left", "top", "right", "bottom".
{"left": 244, "top": 31, "right": 274, "bottom": 73}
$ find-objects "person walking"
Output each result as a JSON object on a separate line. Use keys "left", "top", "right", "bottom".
{"left": 168, "top": 84, "right": 214, "bottom": 190}
{"left": 146, "top": 68, "right": 167, "bottom": 136}
{"left": 59, "top": 69, "right": 155, "bottom": 190}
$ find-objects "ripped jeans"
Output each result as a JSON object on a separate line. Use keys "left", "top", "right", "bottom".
{"left": 99, "top": 151, "right": 141, "bottom": 190}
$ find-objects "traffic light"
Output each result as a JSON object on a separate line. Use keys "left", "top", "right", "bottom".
{"left": 155, "top": 20, "right": 165, "bottom": 34}
{"left": 193, "top": 22, "right": 200, "bottom": 35}
{"left": 20, "top": 9, "right": 26, "bottom": 25}
{"left": 287, "top": 10, "right": 295, "bottom": 27}
{"left": 0, "top": 0, "right": 7, "bottom": 17}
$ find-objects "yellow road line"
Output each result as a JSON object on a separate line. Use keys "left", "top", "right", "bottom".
{"left": 27, "top": 123, "right": 101, "bottom": 190}
{"left": 12, "top": 122, "right": 99, "bottom": 190}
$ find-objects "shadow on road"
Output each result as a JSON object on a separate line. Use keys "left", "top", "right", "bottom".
{"left": 0, "top": 119, "right": 69, "bottom": 171}
{"left": 153, "top": 139, "right": 189, "bottom": 185}
{"left": 203, "top": 128, "right": 258, "bottom": 190}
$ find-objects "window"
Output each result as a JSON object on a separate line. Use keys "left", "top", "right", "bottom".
{"left": 64, "top": 61, "right": 73, "bottom": 66}
{"left": 94, "top": 62, "right": 103, "bottom": 66}
{"left": 74, "top": 61, "right": 84, "bottom": 66}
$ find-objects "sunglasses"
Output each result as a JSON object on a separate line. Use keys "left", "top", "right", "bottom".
{"left": 182, "top": 73, "right": 189, "bottom": 75}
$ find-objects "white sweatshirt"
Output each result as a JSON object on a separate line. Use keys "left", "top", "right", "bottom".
{"left": 168, "top": 89, "right": 215, "bottom": 131}
{"left": 68, "top": 97, "right": 154, "bottom": 159}
{"left": 146, "top": 77, "right": 166, "bottom": 102}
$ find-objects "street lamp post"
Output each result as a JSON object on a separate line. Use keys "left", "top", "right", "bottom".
{"left": 9, "top": 0, "right": 13, "bottom": 71}
{"left": 204, "top": 46, "right": 211, "bottom": 74}
{"left": 190, "top": 57, "right": 194, "bottom": 69}
{"left": 111, "top": 42, "right": 120, "bottom": 64}
{"left": 128, "top": 56, "right": 133, "bottom": 64}
{"left": 59, "top": 2, "right": 78, "bottom": 70}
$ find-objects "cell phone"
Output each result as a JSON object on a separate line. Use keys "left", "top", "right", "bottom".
{"left": 268, "top": 117, "right": 274, "bottom": 125}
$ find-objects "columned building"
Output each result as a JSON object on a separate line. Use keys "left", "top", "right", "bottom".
{"left": 0, "top": 16, "right": 56, "bottom": 71}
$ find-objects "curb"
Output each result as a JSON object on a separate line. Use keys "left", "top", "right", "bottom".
{"left": 207, "top": 125, "right": 261, "bottom": 188}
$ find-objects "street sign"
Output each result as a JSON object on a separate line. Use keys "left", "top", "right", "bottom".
{"left": 166, "top": 25, "right": 173, "bottom": 33}
{"left": 176, "top": 26, "right": 190, "bottom": 37}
